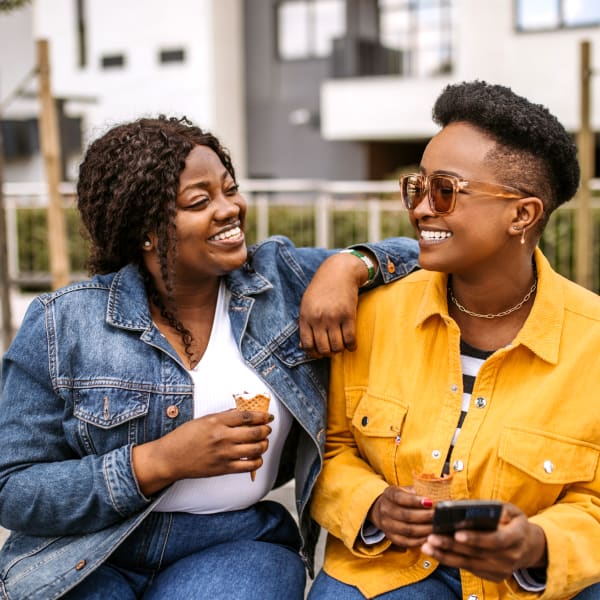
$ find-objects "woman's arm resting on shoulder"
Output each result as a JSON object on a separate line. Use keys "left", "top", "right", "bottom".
{"left": 299, "top": 251, "right": 367, "bottom": 357}
{"left": 299, "top": 237, "right": 418, "bottom": 357}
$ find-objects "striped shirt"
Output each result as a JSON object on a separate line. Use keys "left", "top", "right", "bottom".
{"left": 442, "top": 339, "right": 493, "bottom": 476}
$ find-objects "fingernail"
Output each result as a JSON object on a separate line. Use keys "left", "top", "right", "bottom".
{"left": 421, "top": 498, "right": 433, "bottom": 508}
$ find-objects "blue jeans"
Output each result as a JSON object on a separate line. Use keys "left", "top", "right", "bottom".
{"left": 308, "top": 568, "right": 600, "bottom": 599}
{"left": 62, "top": 501, "right": 305, "bottom": 599}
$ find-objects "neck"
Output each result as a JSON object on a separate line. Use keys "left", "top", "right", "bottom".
{"left": 448, "top": 257, "right": 536, "bottom": 318}
{"left": 150, "top": 276, "right": 221, "bottom": 320}
{"left": 148, "top": 277, "right": 221, "bottom": 370}
{"left": 447, "top": 258, "right": 537, "bottom": 349}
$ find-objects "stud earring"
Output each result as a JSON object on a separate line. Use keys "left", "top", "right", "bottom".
{"left": 143, "top": 240, "right": 152, "bottom": 248}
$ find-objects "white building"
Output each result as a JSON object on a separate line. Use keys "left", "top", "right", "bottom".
{"left": 2, "top": 0, "right": 600, "bottom": 182}
{"left": 0, "top": 0, "right": 246, "bottom": 180}
{"left": 320, "top": 0, "right": 600, "bottom": 142}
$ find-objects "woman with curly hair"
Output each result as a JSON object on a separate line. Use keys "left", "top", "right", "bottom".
{"left": 309, "top": 81, "right": 600, "bottom": 599}
{"left": 0, "top": 116, "right": 418, "bottom": 599}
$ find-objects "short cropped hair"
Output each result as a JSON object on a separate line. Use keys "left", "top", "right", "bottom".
{"left": 432, "top": 81, "right": 580, "bottom": 230}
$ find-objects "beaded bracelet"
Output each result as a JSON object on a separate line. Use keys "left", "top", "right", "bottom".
{"left": 339, "top": 248, "right": 378, "bottom": 287}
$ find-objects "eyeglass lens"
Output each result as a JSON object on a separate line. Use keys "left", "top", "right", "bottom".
{"left": 430, "top": 176, "right": 455, "bottom": 213}
{"left": 401, "top": 175, "right": 455, "bottom": 214}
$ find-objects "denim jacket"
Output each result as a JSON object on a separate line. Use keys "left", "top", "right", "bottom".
{"left": 0, "top": 236, "right": 418, "bottom": 600}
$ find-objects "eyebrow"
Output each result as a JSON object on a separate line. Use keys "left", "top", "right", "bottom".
{"left": 179, "top": 170, "right": 231, "bottom": 194}
{"left": 419, "top": 166, "right": 465, "bottom": 178}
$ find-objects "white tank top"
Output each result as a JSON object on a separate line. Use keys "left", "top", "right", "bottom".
{"left": 154, "top": 281, "right": 293, "bottom": 514}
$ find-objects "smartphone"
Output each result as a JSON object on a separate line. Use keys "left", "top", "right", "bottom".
{"left": 432, "top": 500, "right": 503, "bottom": 535}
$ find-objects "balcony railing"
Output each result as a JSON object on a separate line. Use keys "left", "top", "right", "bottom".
{"left": 2, "top": 179, "right": 600, "bottom": 293}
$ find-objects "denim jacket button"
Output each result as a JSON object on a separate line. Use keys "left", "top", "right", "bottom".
{"left": 166, "top": 405, "right": 179, "bottom": 418}
{"left": 75, "top": 559, "right": 87, "bottom": 571}
{"left": 386, "top": 257, "right": 396, "bottom": 273}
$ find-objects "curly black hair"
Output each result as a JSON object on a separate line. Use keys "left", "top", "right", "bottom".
{"left": 78, "top": 115, "right": 236, "bottom": 275}
{"left": 432, "top": 81, "right": 580, "bottom": 230}
{"left": 77, "top": 116, "right": 236, "bottom": 366}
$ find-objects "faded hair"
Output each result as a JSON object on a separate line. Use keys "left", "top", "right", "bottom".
{"left": 432, "top": 81, "right": 580, "bottom": 231}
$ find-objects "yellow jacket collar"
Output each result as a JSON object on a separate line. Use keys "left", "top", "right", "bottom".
{"left": 415, "top": 247, "right": 562, "bottom": 365}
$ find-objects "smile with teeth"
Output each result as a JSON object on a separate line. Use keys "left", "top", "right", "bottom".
{"left": 209, "top": 226, "right": 242, "bottom": 241}
{"left": 421, "top": 230, "right": 452, "bottom": 241}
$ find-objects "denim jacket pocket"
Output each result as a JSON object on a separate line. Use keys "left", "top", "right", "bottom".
{"left": 349, "top": 391, "right": 409, "bottom": 482}
{"left": 72, "top": 387, "right": 151, "bottom": 454}
{"left": 74, "top": 387, "right": 150, "bottom": 428}
{"left": 495, "top": 426, "right": 599, "bottom": 514}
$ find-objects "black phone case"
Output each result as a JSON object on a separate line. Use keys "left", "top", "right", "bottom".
{"left": 432, "top": 500, "right": 503, "bottom": 534}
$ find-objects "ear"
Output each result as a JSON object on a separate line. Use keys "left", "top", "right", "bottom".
{"left": 142, "top": 233, "right": 158, "bottom": 252}
{"left": 509, "top": 196, "right": 545, "bottom": 241}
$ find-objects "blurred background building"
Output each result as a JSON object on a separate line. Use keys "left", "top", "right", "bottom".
{"left": 1, "top": 0, "right": 600, "bottom": 183}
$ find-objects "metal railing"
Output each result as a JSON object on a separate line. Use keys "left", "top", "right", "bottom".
{"left": 3, "top": 179, "right": 600, "bottom": 293}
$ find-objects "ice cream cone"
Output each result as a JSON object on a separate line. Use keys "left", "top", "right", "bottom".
{"left": 412, "top": 472, "right": 453, "bottom": 504}
{"left": 233, "top": 392, "right": 271, "bottom": 481}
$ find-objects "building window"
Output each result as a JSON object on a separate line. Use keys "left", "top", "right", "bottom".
{"left": 0, "top": 119, "right": 39, "bottom": 159}
{"left": 516, "top": 0, "right": 600, "bottom": 31}
{"left": 101, "top": 54, "right": 125, "bottom": 69}
{"left": 277, "top": 0, "right": 345, "bottom": 60}
{"left": 379, "top": 0, "right": 454, "bottom": 77}
{"left": 159, "top": 48, "right": 186, "bottom": 64}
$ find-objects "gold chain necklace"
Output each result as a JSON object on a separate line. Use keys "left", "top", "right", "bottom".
{"left": 448, "top": 275, "right": 537, "bottom": 319}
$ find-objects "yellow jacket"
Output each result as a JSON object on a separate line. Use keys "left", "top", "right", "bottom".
{"left": 311, "top": 249, "right": 600, "bottom": 600}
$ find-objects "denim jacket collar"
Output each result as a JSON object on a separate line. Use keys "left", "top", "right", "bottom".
{"left": 106, "top": 263, "right": 274, "bottom": 333}
{"left": 226, "top": 262, "right": 273, "bottom": 297}
{"left": 106, "top": 264, "right": 153, "bottom": 331}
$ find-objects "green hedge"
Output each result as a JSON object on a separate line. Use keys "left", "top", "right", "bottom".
{"left": 14, "top": 204, "right": 600, "bottom": 293}
{"left": 17, "top": 207, "right": 88, "bottom": 279}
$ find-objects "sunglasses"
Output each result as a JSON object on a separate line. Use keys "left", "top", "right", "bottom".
{"left": 399, "top": 173, "right": 529, "bottom": 216}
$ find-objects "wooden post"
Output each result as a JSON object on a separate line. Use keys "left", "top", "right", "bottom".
{"left": 0, "top": 121, "right": 14, "bottom": 351}
{"left": 37, "top": 39, "right": 70, "bottom": 290}
{"left": 576, "top": 40, "right": 594, "bottom": 290}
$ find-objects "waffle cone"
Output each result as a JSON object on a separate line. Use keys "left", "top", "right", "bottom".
{"left": 412, "top": 472, "right": 453, "bottom": 503}
{"left": 233, "top": 392, "right": 271, "bottom": 481}
{"left": 233, "top": 393, "right": 271, "bottom": 413}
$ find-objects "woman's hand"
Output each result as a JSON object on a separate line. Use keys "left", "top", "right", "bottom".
{"left": 299, "top": 251, "right": 373, "bottom": 357}
{"left": 421, "top": 503, "right": 547, "bottom": 582}
{"left": 368, "top": 486, "right": 435, "bottom": 548}
{"left": 132, "top": 409, "right": 273, "bottom": 496}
